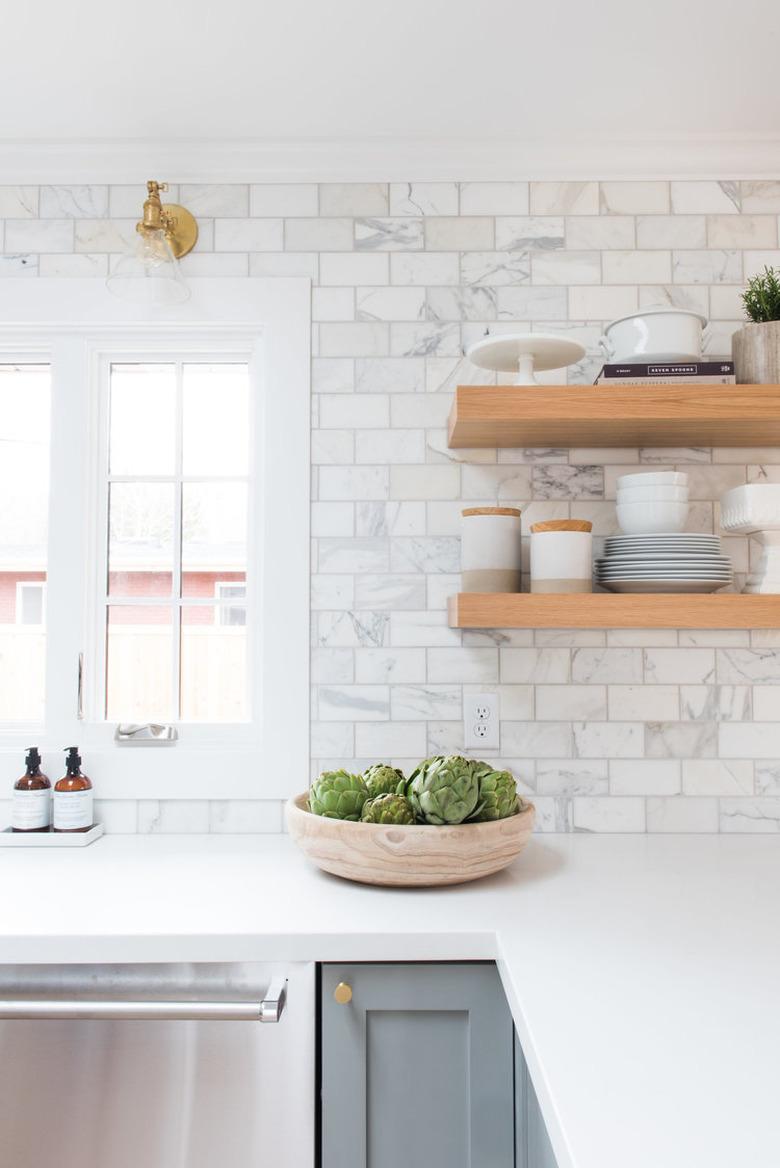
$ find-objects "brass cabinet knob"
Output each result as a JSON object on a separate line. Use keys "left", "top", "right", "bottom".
{"left": 334, "top": 982, "right": 353, "bottom": 1005}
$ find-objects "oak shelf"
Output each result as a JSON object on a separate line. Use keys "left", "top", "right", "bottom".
{"left": 447, "top": 383, "right": 780, "bottom": 448}
{"left": 447, "top": 593, "right": 780, "bottom": 630}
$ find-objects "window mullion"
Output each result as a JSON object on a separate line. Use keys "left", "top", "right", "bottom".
{"left": 172, "top": 360, "right": 184, "bottom": 721}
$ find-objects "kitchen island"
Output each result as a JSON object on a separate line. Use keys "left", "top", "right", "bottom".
{"left": 0, "top": 833, "right": 777, "bottom": 1168}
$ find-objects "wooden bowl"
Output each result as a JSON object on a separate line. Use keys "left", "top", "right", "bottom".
{"left": 285, "top": 793, "right": 536, "bottom": 888}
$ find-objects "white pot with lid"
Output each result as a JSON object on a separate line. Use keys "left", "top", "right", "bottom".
{"left": 599, "top": 307, "right": 708, "bottom": 363}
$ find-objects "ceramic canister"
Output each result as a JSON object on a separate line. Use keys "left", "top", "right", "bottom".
{"left": 530, "top": 520, "right": 593, "bottom": 594}
{"left": 461, "top": 507, "right": 522, "bottom": 592}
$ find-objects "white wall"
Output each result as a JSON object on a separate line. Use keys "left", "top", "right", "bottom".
{"left": 3, "top": 177, "right": 780, "bottom": 833}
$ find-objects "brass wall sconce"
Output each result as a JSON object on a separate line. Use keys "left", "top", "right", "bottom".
{"left": 106, "top": 180, "right": 198, "bottom": 306}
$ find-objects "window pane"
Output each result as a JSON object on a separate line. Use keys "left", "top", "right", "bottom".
{"left": 180, "top": 605, "right": 247, "bottom": 722}
{"left": 108, "top": 482, "right": 174, "bottom": 597}
{"left": 106, "top": 605, "right": 173, "bottom": 721}
{"left": 182, "top": 482, "right": 247, "bottom": 598}
{"left": 109, "top": 364, "right": 176, "bottom": 475}
{"left": 0, "top": 364, "right": 49, "bottom": 723}
{"left": 19, "top": 583, "right": 45, "bottom": 626}
{"left": 182, "top": 363, "right": 249, "bottom": 476}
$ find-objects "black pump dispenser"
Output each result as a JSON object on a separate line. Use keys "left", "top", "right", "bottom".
{"left": 64, "top": 746, "right": 82, "bottom": 776}
{"left": 25, "top": 747, "right": 42, "bottom": 774}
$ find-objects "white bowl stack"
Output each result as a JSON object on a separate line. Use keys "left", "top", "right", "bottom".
{"left": 616, "top": 471, "right": 689, "bottom": 535}
{"left": 599, "top": 472, "right": 732, "bottom": 593}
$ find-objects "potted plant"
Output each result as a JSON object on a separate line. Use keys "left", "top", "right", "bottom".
{"left": 733, "top": 266, "right": 780, "bottom": 384}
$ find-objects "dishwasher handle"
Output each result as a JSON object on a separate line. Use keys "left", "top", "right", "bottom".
{"left": 0, "top": 976, "right": 287, "bottom": 1023}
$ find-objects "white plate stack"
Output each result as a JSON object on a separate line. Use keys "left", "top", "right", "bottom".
{"left": 596, "top": 533, "right": 733, "bottom": 593}
{"left": 616, "top": 471, "right": 689, "bottom": 534}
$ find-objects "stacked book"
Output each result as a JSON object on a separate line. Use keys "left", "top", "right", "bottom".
{"left": 595, "top": 360, "right": 735, "bottom": 386}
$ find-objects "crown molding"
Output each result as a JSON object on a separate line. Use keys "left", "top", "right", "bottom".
{"left": 0, "top": 136, "right": 779, "bottom": 183}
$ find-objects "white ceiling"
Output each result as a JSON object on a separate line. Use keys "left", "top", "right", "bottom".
{"left": 1, "top": 0, "right": 779, "bottom": 179}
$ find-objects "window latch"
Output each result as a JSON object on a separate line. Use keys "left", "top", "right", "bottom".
{"left": 114, "top": 724, "right": 178, "bottom": 746}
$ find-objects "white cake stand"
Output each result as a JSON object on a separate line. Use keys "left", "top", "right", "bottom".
{"left": 467, "top": 333, "right": 587, "bottom": 385}
{"left": 720, "top": 485, "right": 780, "bottom": 593}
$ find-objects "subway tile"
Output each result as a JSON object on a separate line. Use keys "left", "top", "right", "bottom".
{"left": 532, "top": 250, "right": 600, "bottom": 285}
{"left": 740, "top": 180, "right": 780, "bottom": 212}
{"left": 610, "top": 759, "right": 680, "bottom": 795}
{"left": 0, "top": 255, "right": 37, "bottom": 276}
{"left": 717, "top": 648, "right": 780, "bottom": 683}
{"left": 425, "top": 286, "right": 497, "bottom": 321}
{"left": 532, "top": 796, "right": 573, "bottom": 832}
{"left": 39, "top": 252, "right": 108, "bottom": 277}
{"left": 719, "top": 723, "right": 780, "bottom": 758}
{"left": 250, "top": 183, "right": 318, "bottom": 216}
{"left": 574, "top": 722, "right": 643, "bottom": 758}
{"left": 680, "top": 685, "right": 751, "bottom": 721}
{"left": 391, "top": 685, "right": 461, "bottom": 721}
{"left": 138, "top": 801, "right": 210, "bottom": 834}
{"left": 600, "top": 181, "right": 669, "bottom": 215}
{"left": 355, "top": 721, "right": 428, "bottom": 758}
{"left": 636, "top": 215, "right": 706, "bottom": 249}
{"left": 355, "top": 217, "right": 424, "bottom": 250}
{"left": 355, "top": 647, "right": 426, "bottom": 683}
{"left": 0, "top": 185, "right": 38, "bottom": 217}
{"left": 182, "top": 253, "right": 249, "bottom": 276}
{"left": 566, "top": 216, "right": 635, "bottom": 249}
{"left": 498, "top": 285, "right": 568, "bottom": 319}
{"left": 390, "top": 183, "right": 459, "bottom": 215}
{"left": 320, "top": 252, "right": 389, "bottom": 285}
{"left": 530, "top": 182, "right": 599, "bottom": 215}
{"left": 319, "top": 466, "right": 389, "bottom": 501}
{"left": 389, "top": 464, "right": 460, "bottom": 500}
{"left": 602, "top": 250, "right": 672, "bottom": 284}
{"left": 493, "top": 684, "right": 535, "bottom": 720}
{"left": 494, "top": 216, "right": 565, "bottom": 251}
{"left": 318, "top": 611, "right": 389, "bottom": 648}
{"left": 355, "top": 356, "right": 424, "bottom": 393}
{"left": 212, "top": 217, "right": 282, "bottom": 250}
{"left": 607, "top": 685, "right": 679, "bottom": 721}
{"left": 313, "top": 287, "right": 354, "bottom": 322}
{"left": 572, "top": 648, "right": 643, "bottom": 684}
{"left": 320, "top": 393, "right": 389, "bottom": 427}
{"left": 752, "top": 686, "right": 780, "bottom": 721}
{"left": 646, "top": 797, "right": 718, "bottom": 832}
{"left": 356, "top": 429, "right": 425, "bottom": 464}
{"left": 536, "top": 685, "right": 607, "bottom": 721}
{"left": 572, "top": 796, "right": 645, "bottom": 832}
{"left": 318, "top": 538, "right": 389, "bottom": 574}
{"left": 319, "top": 684, "right": 390, "bottom": 721}
{"left": 425, "top": 217, "right": 494, "bottom": 251}
{"left": 390, "top": 321, "right": 460, "bottom": 357}
{"left": 312, "top": 425, "right": 353, "bottom": 465}
{"left": 645, "top": 721, "right": 717, "bottom": 759}
{"left": 671, "top": 181, "right": 741, "bottom": 213}
{"left": 707, "top": 214, "right": 777, "bottom": 249}
{"left": 644, "top": 648, "right": 715, "bottom": 684}
{"left": 6, "top": 218, "right": 73, "bottom": 252}
{"left": 320, "top": 322, "right": 389, "bottom": 357}
{"left": 209, "top": 801, "right": 283, "bottom": 833}
{"left": 357, "top": 286, "right": 426, "bottom": 321}
{"left": 672, "top": 249, "right": 742, "bottom": 284}
{"left": 502, "top": 721, "right": 573, "bottom": 758}
{"left": 683, "top": 759, "right": 754, "bottom": 796}
{"left": 286, "top": 217, "right": 353, "bottom": 251}
{"left": 356, "top": 501, "right": 425, "bottom": 537}
{"left": 178, "top": 184, "right": 248, "bottom": 216}
{"left": 638, "top": 284, "right": 709, "bottom": 314}
{"left": 391, "top": 251, "right": 460, "bottom": 284}
{"left": 461, "top": 250, "right": 531, "bottom": 286}
{"left": 312, "top": 357, "right": 354, "bottom": 394}
{"left": 312, "top": 647, "right": 354, "bottom": 684}
{"left": 428, "top": 647, "right": 498, "bottom": 683}
{"left": 500, "top": 648, "right": 570, "bottom": 683}
{"left": 320, "top": 183, "right": 388, "bottom": 216}
{"left": 94, "top": 800, "right": 138, "bottom": 833}
{"left": 720, "top": 797, "right": 780, "bottom": 832}
{"left": 755, "top": 761, "right": 780, "bottom": 794}
{"left": 531, "top": 463, "right": 602, "bottom": 498}
{"left": 40, "top": 184, "right": 109, "bottom": 218}
{"left": 568, "top": 285, "right": 638, "bottom": 319}
{"left": 536, "top": 760, "right": 609, "bottom": 796}
{"left": 311, "top": 722, "right": 354, "bottom": 757}
{"left": 390, "top": 535, "right": 460, "bottom": 573}
{"left": 460, "top": 182, "right": 529, "bottom": 215}
{"left": 249, "top": 251, "right": 318, "bottom": 278}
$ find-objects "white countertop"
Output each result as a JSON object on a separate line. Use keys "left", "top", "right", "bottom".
{"left": 2, "top": 832, "right": 778, "bottom": 1168}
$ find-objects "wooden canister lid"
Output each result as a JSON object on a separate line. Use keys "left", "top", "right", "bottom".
{"left": 462, "top": 507, "right": 522, "bottom": 517}
{"left": 530, "top": 519, "right": 593, "bottom": 533}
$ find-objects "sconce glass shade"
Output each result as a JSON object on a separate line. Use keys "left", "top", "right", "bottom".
{"left": 106, "top": 228, "right": 190, "bottom": 306}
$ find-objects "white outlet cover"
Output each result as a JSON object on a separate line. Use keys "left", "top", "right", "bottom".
{"left": 463, "top": 692, "right": 500, "bottom": 751}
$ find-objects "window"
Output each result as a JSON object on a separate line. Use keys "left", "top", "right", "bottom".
{"left": 0, "top": 364, "right": 50, "bottom": 722}
{"left": 101, "top": 361, "right": 251, "bottom": 723}
{"left": 0, "top": 278, "right": 310, "bottom": 799}
{"left": 16, "top": 582, "right": 46, "bottom": 627}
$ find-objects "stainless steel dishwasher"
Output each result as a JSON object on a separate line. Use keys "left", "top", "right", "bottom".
{"left": 0, "top": 962, "right": 315, "bottom": 1168}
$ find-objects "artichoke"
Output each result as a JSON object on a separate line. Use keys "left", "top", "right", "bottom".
{"left": 361, "top": 793, "right": 416, "bottom": 825}
{"left": 408, "top": 754, "right": 482, "bottom": 825}
{"left": 363, "top": 763, "right": 406, "bottom": 799}
{"left": 309, "top": 770, "right": 368, "bottom": 821}
{"left": 471, "top": 766, "right": 520, "bottom": 821}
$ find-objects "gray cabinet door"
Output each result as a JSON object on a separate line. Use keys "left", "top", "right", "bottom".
{"left": 321, "top": 962, "right": 515, "bottom": 1168}
{"left": 514, "top": 1033, "right": 559, "bottom": 1168}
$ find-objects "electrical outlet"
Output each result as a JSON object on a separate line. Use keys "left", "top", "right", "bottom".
{"left": 463, "top": 692, "right": 499, "bottom": 751}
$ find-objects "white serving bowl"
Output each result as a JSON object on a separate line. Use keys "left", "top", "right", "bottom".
{"left": 617, "top": 485, "right": 689, "bottom": 503}
{"left": 617, "top": 471, "right": 689, "bottom": 489}
{"left": 600, "top": 307, "right": 707, "bottom": 363}
{"left": 720, "top": 484, "right": 780, "bottom": 534}
{"left": 616, "top": 500, "right": 689, "bottom": 534}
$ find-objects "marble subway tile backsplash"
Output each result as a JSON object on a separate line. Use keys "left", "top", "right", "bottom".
{"left": 6, "top": 178, "right": 780, "bottom": 831}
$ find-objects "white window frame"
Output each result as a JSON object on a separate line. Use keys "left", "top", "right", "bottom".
{"left": 214, "top": 582, "right": 247, "bottom": 626}
{"left": 15, "top": 581, "right": 46, "bottom": 628}
{"left": 0, "top": 278, "right": 310, "bottom": 800}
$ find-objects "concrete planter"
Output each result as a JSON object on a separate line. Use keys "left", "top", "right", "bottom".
{"left": 733, "top": 321, "right": 780, "bottom": 384}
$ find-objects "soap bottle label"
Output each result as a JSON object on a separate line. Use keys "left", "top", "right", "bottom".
{"left": 53, "top": 789, "right": 93, "bottom": 831}
{"left": 12, "top": 788, "right": 51, "bottom": 831}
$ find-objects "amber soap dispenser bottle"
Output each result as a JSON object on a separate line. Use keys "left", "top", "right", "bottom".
{"left": 52, "top": 747, "right": 93, "bottom": 833}
{"left": 12, "top": 747, "right": 51, "bottom": 833}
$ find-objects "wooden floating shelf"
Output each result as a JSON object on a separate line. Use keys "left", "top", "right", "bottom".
{"left": 447, "top": 384, "right": 780, "bottom": 448}
{"left": 448, "top": 593, "right": 780, "bottom": 630}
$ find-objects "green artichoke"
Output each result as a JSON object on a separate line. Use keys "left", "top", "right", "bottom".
{"left": 309, "top": 770, "right": 368, "bottom": 821}
{"left": 361, "top": 793, "right": 416, "bottom": 825}
{"left": 408, "top": 754, "right": 482, "bottom": 825}
{"left": 363, "top": 763, "right": 406, "bottom": 799}
{"left": 471, "top": 766, "right": 520, "bottom": 821}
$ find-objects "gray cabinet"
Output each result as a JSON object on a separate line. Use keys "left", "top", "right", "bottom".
{"left": 514, "top": 1034, "right": 559, "bottom": 1168}
{"left": 321, "top": 962, "right": 515, "bottom": 1168}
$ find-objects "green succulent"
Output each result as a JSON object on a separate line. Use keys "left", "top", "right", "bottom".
{"left": 471, "top": 766, "right": 520, "bottom": 821}
{"left": 361, "top": 793, "right": 416, "bottom": 825}
{"left": 309, "top": 770, "right": 368, "bottom": 821}
{"left": 408, "top": 754, "right": 482, "bottom": 825}
{"left": 363, "top": 763, "right": 406, "bottom": 799}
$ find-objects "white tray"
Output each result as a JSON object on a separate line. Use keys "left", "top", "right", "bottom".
{"left": 0, "top": 823, "right": 104, "bottom": 848}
